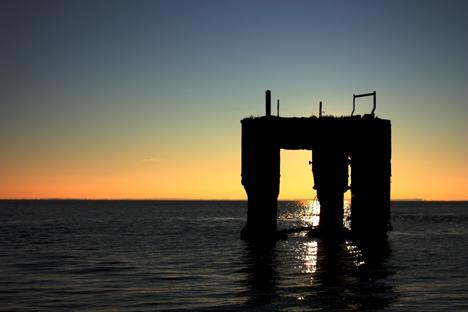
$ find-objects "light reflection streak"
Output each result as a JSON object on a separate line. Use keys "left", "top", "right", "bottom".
{"left": 294, "top": 199, "right": 366, "bottom": 281}
{"left": 302, "top": 240, "right": 318, "bottom": 274}
{"left": 299, "top": 199, "right": 351, "bottom": 229}
{"left": 345, "top": 240, "right": 366, "bottom": 267}
{"left": 343, "top": 199, "right": 351, "bottom": 230}
{"left": 295, "top": 240, "right": 318, "bottom": 278}
{"left": 299, "top": 199, "right": 320, "bottom": 227}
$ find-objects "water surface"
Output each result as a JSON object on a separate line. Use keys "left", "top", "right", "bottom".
{"left": 0, "top": 200, "right": 467, "bottom": 311}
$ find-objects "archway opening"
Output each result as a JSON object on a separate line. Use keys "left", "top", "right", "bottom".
{"left": 279, "top": 149, "right": 315, "bottom": 201}
{"left": 278, "top": 149, "right": 319, "bottom": 229}
{"left": 277, "top": 149, "right": 352, "bottom": 230}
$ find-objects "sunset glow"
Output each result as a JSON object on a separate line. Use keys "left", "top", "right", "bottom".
{"left": 1, "top": 1, "right": 467, "bottom": 200}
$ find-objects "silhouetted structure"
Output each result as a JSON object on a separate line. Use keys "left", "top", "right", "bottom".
{"left": 241, "top": 90, "right": 391, "bottom": 241}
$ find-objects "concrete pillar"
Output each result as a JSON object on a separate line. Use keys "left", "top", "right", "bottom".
{"left": 312, "top": 148, "right": 348, "bottom": 236}
{"left": 241, "top": 118, "right": 280, "bottom": 241}
{"left": 351, "top": 120, "right": 391, "bottom": 239}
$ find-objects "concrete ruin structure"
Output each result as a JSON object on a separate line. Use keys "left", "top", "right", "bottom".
{"left": 240, "top": 90, "right": 392, "bottom": 241}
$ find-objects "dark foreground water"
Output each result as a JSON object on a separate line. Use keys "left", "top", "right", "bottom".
{"left": 0, "top": 200, "right": 467, "bottom": 311}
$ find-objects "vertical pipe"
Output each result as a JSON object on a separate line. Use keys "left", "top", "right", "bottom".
{"left": 372, "top": 91, "right": 376, "bottom": 115}
{"left": 265, "top": 90, "right": 271, "bottom": 117}
{"left": 319, "top": 101, "right": 322, "bottom": 117}
{"left": 277, "top": 99, "right": 280, "bottom": 117}
{"left": 352, "top": 94, "right": 356, "bottom": 116}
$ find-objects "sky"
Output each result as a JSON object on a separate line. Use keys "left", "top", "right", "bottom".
{"left": 1, "top": 0, "right": 467, "bottom": 200}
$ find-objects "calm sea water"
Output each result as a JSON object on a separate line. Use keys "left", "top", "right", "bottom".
{"left": 0, "top": 200, "right": 467, "bottom": 311}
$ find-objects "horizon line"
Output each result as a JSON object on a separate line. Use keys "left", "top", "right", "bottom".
{"left": 1, "top": 197, "right": 467, "bottom": 202}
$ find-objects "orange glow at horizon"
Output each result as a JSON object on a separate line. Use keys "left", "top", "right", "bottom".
{"left": 2, "top": 148, "right": 466, "bottom": 201}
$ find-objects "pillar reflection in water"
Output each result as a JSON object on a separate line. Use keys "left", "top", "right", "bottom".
{"left": 294, "top": 238, "right": 396, "bottom": 310}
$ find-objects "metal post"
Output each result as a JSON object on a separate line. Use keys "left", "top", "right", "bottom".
{"left": 265, "top": 90, "right": 271, "bottom": 117}
{"left": 372, "top": 91, "right": 376, "bottom": 115}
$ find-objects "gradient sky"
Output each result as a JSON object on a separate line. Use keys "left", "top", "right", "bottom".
{"left": 1, "top": 0, "right": 467, "bottom": 200}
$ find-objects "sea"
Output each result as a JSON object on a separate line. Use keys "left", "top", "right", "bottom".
{"left": 0, "top": 200, "right": 467, "bottom": 311}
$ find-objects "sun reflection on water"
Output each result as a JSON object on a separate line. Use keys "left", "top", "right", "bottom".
{"left": 295, "top": 199, "right": 366, "bottom": 272}
{"left": 302, "top": 240, "right": 318, "bottom": 274}
{"left": 298, "top": 199, "right": 351, "bottom": 229}
{"left": 343, "top": 199, "right": 351, "bottom": 230}
{"left": 298, "top": 199, "right": 320, "bottom": 227}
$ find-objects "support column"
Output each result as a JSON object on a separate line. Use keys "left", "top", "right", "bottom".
{"left": 351, "top": 120, "right": 391, "bottom": 239}
{"left": 312, "top": 147, "right": 348, "bottom": 236}
{"left": 241, "top": 118, "right": 280, "bottom": 241}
